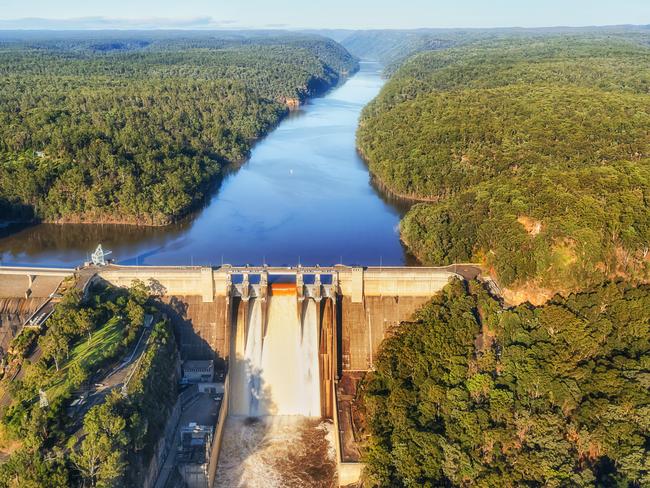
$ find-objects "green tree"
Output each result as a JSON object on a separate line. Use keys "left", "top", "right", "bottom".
{"left": 362, "top": 280, "right": 650, "bottom": 487}
{"left": 71, "top": 393, "right": 129, "bottom": 488}
{"left": 358, "top": 36, "right": 650, "bottom": 295}
{"left": 75, "top": 309, "right": 95, "bottom": 342}
{"left": 39, "top": 330, "right": 68, "bottom": 372}
{"left": 0, "top": 448, "right": 68, "bottom": 488}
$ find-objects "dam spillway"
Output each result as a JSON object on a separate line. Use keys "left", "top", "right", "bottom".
{"left": 221, "top": 282, "right": 335, "bottom": 486}
{"left": 230, "top": 292, "right": 321, "bottom": 417}
{"left": 1, "top": 263, "right": 474, "bottom": 486}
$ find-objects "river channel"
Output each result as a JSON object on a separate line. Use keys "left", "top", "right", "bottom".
{"left": 0, "top": 62, "right": 413, "bottom": 268}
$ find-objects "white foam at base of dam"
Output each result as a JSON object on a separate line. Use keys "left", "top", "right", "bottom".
{"left": 214, "top": 416, "right": 336, "bottom": 488}
{"left": 221, "top": 296, "right": 329, "bottom": 485}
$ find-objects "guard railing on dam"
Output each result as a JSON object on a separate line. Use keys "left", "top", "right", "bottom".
{"left": 94, "top": 264, "right": 464, "bottom": 303}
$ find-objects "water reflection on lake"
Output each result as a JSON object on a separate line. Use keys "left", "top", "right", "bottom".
{"left": 0, "top": 63, "right": 414, "bottom": 268}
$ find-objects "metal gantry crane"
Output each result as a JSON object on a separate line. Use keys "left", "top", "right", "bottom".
{"left": 91, "top": 244, "right": 112, "bottom": 266}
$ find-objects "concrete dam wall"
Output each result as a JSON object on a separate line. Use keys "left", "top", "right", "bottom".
{"left": 0, "top": 271, "right": 71, "bottom": 363}
{"left": 1, "top": 264, "right": 463, "bottom": 486}
{"left": 94, "top": 265, "right": 462, "bottom": 483}
{"left": 0, "top": 297, "right": 47, "bottom": 356}
{"left": 96, "top": 265, "right": 459, "bottom": 375}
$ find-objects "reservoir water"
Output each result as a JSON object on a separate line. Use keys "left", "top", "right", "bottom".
{"left": 0, "top": 62, "right": 411, "bottom": 268}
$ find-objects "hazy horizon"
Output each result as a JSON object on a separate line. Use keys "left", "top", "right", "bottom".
{"left": 1, "top": 0, "right": 649, "bottom": 30}
{"left": 0, "top": 19, "right": 649, "bottom": 32}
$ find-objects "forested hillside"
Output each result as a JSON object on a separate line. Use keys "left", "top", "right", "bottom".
{"left": 362, "top": 279, "right": 650, "bottom": 487}
{"left": 341, "top": 26, "right": 650, "bottom": 68}
{"left": 358, "top": 36, "right": 650, "bottom": 299}
{"left": 0, "top": 33, "right": 357, "bottom": 225}
{"left": 0, "top": 281, "right": 179, "bottom": 487}
{"left": 341, "top": 29, "right": 459, "bottom": 65}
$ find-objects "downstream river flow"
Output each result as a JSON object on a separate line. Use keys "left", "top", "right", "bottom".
{"left": 0, "top": 63, "right": 413, "bottom": 268}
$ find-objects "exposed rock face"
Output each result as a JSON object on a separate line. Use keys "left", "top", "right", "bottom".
{"left": 285, "top": 98, "right": 301, "bottom": 110}
{"left": 517, "top": 215, "right": 543, "bottom": 236}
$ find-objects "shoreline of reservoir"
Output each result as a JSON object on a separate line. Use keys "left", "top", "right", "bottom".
{"left": 0, "top": 62, "right": 410, "bottom": 269}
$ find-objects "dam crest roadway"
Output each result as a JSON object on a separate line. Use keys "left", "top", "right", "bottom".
{"left": 0, "top": 262, "right": 482, "bottom": 487}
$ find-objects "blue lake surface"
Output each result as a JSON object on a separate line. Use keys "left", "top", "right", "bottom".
{"left": 0, "top": 62, "right": 413, "bottom": 268}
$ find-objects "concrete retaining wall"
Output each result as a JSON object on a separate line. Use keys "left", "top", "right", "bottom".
{"left": 340, "top": 295, "right": 432, "bottom": 371}
{"left": 360, "top": 268, "right": 456, "bottom": 297}
{"left": 207, "top": 374, "right": 229, "bottom": 487}
{"left": 145, "top": 398, "right": 182, "bottom": 488}
{"left": 159, "top": 295, "right": 229, "bottom": 367}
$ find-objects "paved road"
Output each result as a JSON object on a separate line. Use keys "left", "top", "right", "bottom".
{"left": 68, "top": 315, "right": 153, "bottom": 422}
{"left": 440, "top": 264, "right": 483, "bottom": 281}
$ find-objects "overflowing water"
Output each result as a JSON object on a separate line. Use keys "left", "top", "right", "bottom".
{"left": 300, "top": 299, "right": 321, "bottom": 417}
{"left": 214, "top": 416, "right": 336, "bottom": 488}
{"left": 221, "top": 295, "right": 334, "bottom": 486}
{"left": 231, "top": 296, "right": 320, "bottom": 416}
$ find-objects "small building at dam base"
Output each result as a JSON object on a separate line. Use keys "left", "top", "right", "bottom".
{"left": 1, "top": 263, "right": 476, "bottom": 486}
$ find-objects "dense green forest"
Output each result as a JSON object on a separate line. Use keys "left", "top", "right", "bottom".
{"left": 0, "top": 33, "right": 357, "bottom": 224}
{"left": 358, "top": 36, "right": 650, "bottom": 295}
{"left": 0, "top": 281, "right": 179, "bottom": 487}
{"left": 362, "top": 279, "right": 650, "bottom": 487}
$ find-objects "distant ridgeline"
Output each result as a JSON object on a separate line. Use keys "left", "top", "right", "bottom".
{"left": 341, "top": 29, "right": 459, "bottom": 68}
{"left": 341, "top": 25, "right": 650, "bottom": 71}
{"left": 0, "top": 32, "right": 358, "bottom": 225}
{"left": 357, "top": 33, "right": 650, "bottom": 300}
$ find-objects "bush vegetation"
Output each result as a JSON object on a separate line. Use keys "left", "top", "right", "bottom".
{"left": 341, "top": 26, "right": 650, "bottom": 70}
{"left": 0, "top": 33, "right": 357, "bottom": 224}
{"left": 357, "top": 37, "right": 650, "bottom": 292}
{"left": 362, "top": 279, "right": 650, "bottom": 487}
{"left": 68, "top": 320, "right": 178, "bottom": 488}
{"left": 0, "top": 281, "right": 179, "bottom": 487}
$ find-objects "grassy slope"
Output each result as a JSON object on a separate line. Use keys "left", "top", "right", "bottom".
{"left": 46, "top": 316, "right": 123, "bottom": 400}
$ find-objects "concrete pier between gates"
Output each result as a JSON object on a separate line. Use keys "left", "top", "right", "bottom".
{"left": 0, "top": 263, "right": 472, "bottom": 486}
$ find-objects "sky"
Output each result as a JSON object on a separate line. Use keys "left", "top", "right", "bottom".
{"left": 0, "top": 0, "right": 649, "bottom": 30}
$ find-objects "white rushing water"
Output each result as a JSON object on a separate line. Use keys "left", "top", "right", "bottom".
{"left": 214, "top": 416, "right": 336, "bottom": 488}
{"left": 219, "top": 296, "right": 335, "bottom": 486}
{"left": 231, "top": 296, "right": 321, "bottom": 416}
{"left": 300, "top": 299, "right": 321, "bottom": 417}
